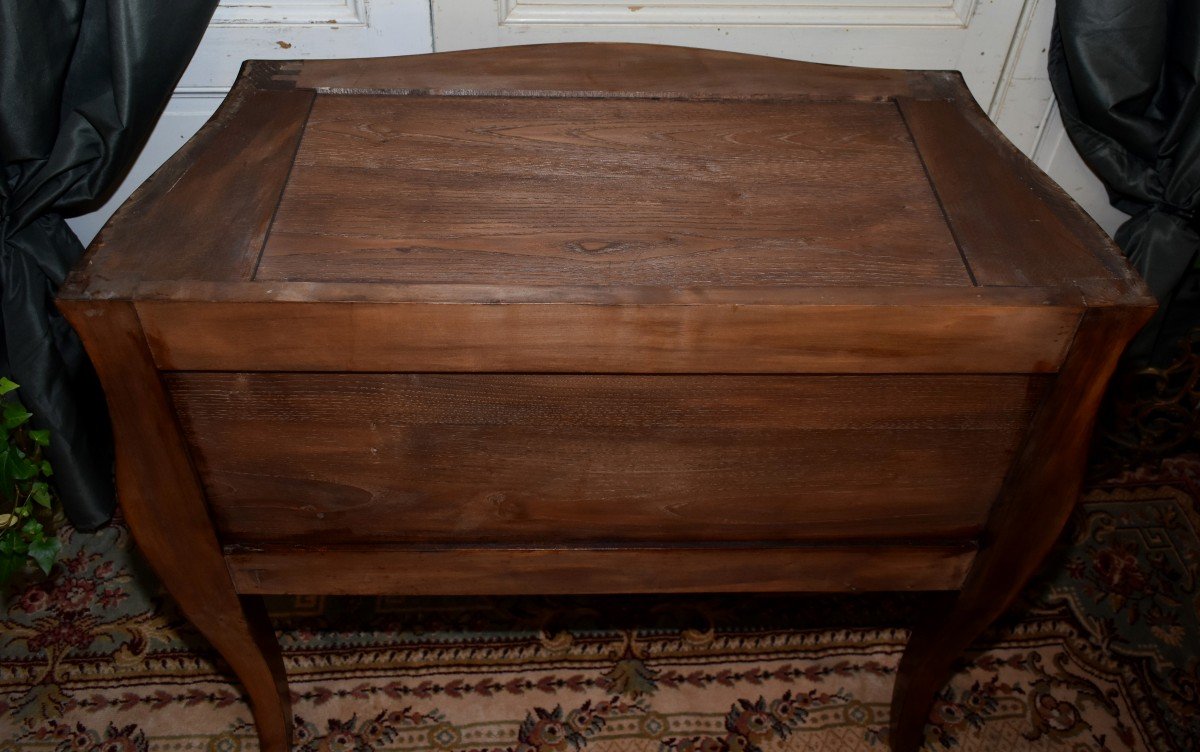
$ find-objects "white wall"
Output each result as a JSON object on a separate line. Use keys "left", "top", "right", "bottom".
{"left": 986, "top": 0, "right": 1128, "bottom": 235}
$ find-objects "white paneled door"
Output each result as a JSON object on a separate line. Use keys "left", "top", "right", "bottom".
{"left": 432, "top": 0, "right": 1128, "bottom": 234}
{"left": 68, "top": 0, "right": 1127, "bottom": 244}
{"left": 437, "top": 0, "right": 1024, "bottom": 103}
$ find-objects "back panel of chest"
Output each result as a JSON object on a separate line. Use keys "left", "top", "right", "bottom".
{"left": 166, "top": 372, "right": 1046, "bottom": 546}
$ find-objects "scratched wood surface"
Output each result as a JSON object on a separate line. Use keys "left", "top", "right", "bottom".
{"left": 165, "top": 373, "right": 1045, "bottom": 544}
{"left": 258, "top": 96, "right": 966, "bottom": 287}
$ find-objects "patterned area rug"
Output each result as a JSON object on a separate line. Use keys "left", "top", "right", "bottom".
{"left": 2, "top": 477, "right": 1198, "bottom": 752}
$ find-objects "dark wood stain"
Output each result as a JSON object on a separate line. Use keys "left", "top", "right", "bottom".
{"left": 55, "top": 43, "right": 1158, "bottom": 752}
{"left": 135, "top": 300, "right": 1082, "bottom": 374}
{"left": 227, "top": 544, "right": 979, "bottom": 596}
{"left": 165, "top": 373, "right": 1046, "bottom": 545}
{"left": 259, "top": 96, "right": 966, "bottom": 287}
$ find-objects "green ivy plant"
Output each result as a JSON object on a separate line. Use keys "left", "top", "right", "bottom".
{"left": 0, "top": 377, "right": 60, "bottom": 584}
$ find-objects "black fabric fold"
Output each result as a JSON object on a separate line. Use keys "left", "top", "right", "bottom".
{"left": 1, "top": 0, "right": 217, "bottom": 528}
{"left": 1049, "top": 0, "right": 1200, "bottom": 363}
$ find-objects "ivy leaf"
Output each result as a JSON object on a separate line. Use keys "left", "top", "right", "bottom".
{"left": 0, "top": 376, "right": 61, "bottom": 585}
{"left": 4, "top": 447, "right": 37, "bottom": 481}
{"left": 22, "top": 518, "right": 44, "bottom": 539}
{"left": 28, "top": 537, "right": 61, "bottom": 575}
{"left": 30, "top": 482, "right": 52, "bottom": 508}
{"left": 3, "top": 401, "right": 32, "bottom": 429}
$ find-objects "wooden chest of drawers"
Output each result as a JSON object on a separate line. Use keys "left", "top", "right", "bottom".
{"left": 57, "top": 44, "right": 1154, "bottom": 752}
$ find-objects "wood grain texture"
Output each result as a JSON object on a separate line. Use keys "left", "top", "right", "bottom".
{"left": 101, "top": 281, "right": 1082, "bottom": 306}
{"left": 888, "top": 303, "right": 1155, "bottom": 752}
{"left": 258, "top": 96, "right": 966, "bottom": 288}
{"left": 901, "top": 73, "right": 1150, "bottom": 304}
{"left": 897, "top": 95, "right": 1147, "bottom": 297}
{"left": 136, "top": 301, "right": 1081, "bottom": 374}
{"left": 53, "top": 45, "right": 1152, "bottom": 309}
{"left": 61, "top": 82, "right": 314, "bottom": 299}
{"left": 51, "top": 43, "right": 1161, "bottom": 752}
{"left": 54, "top": 301, "right": 293, "bottom": 752}
{"left": 225, "top": 544, "right": 977, "bottom": 596}
{"left": 290, "top": 43, "right": 917, "bottom": 101}
{"left": 166, "top": 373, "right": 1046, "bottom": 545}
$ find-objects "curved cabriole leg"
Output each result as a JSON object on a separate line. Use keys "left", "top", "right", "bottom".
{"left": 888, "top": 308, "right": 1151, "bottom": 752}
{"left": 59, "top": 301, "right": 293, "bottom": 752}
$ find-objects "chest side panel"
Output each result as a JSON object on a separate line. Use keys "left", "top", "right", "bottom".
{"left": 256, "top": 95, "right": 970, "bottom": 288}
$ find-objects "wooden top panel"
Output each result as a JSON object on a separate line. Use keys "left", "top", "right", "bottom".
{"left": 57, "top": 44, "right": 1152, "bottom": 310}
{"left": 256, "top": 95, "right": 967, "bottom": 287}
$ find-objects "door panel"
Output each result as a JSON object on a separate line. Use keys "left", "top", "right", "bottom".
{"left": 434, "top": 0, "right": 1019, "bottom": 103}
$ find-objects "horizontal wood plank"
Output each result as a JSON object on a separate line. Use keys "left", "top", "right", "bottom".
{"left": 137, "top": 301, "right": 1081, "bottom": 373}
{"left": 226, "top": 544, "right": 977, "bottom": 595}
{"left": 107, "top": 281, "right": 1082, "bottom": 306}
{"left": 167, "top": 373, "right": 1046, "bottom": 544}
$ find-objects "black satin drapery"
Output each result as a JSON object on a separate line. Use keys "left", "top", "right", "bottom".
{"left": 0, "top": 0, "right": 217, "bottom": 528}
{"left": 1049, "top": 0, "right": 1200, "bottom": 364}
